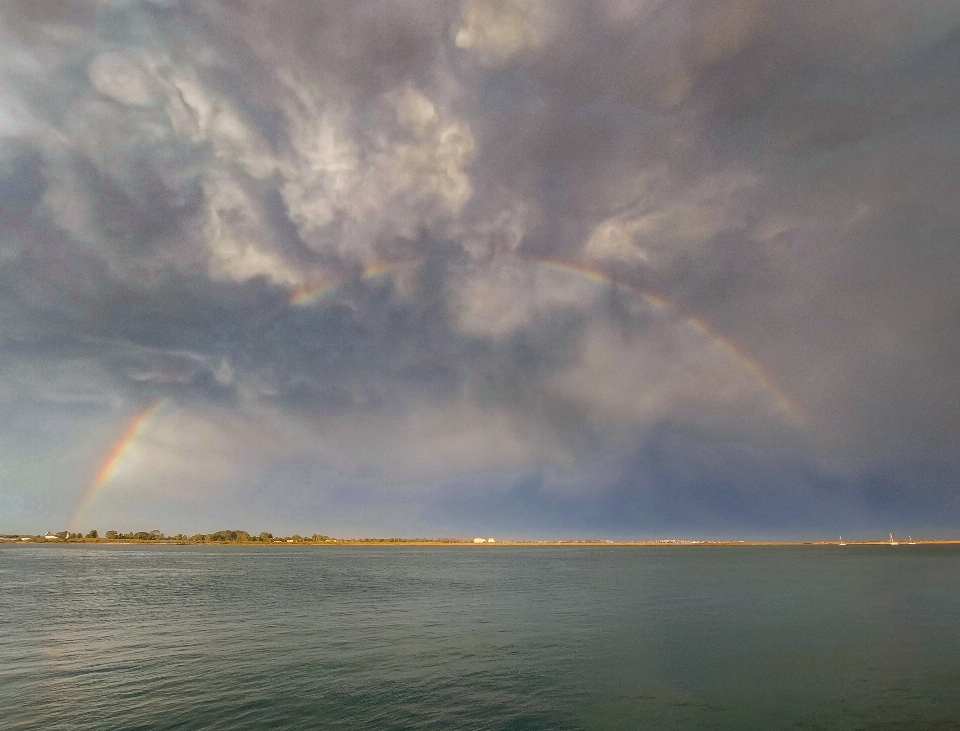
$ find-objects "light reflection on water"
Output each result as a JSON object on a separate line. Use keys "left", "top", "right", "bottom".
{"left": 2, "top": 544, "right": 960, "bottom": 730}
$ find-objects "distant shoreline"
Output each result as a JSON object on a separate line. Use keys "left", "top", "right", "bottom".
{"left": 4, "top": 538, "right": 960, "bottom": 547}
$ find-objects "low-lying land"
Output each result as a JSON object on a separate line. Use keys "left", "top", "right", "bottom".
{"left": 2, "top": 530, "right": 959, "bottom": 546}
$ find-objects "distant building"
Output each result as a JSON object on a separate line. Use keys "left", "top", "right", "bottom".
{"left": 44, "top": 533, "right": 58, "bottom": 540}
{"left": 473, "top": 537, "right": 486, "bottom": 543}
{"left": 487, "top": 538, "right": 496, "bottom": 543}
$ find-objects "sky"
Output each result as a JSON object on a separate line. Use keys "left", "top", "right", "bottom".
{"left": 2, "top": 0, "right": 960, "bottom": 539}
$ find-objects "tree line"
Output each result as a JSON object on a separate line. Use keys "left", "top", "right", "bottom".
{"left": 8, "top": 530, "right": 469, "bottom": 543}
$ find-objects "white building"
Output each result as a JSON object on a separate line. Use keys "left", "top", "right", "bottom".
{"left": 473, "top": 537, "right": 486, "bottom": 543}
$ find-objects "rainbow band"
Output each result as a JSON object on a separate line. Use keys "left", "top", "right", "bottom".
{"left": 531, "top": 256, "right": 803, "bottom": 424}
{"left": 533, "top": 257, "right": 669, "bottom": 309}
{"left": 290, "top": 263, "right": 395, "bottom": 307}
{"left": 69, "top": 398, "right": 166, "bottom": 532}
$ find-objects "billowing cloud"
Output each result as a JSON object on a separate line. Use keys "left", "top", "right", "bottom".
{"left": 2, "top": 0, "right": 959, "bottom": 536}
{"left": 455, "top": 0, "right": 547, "bottom": 59}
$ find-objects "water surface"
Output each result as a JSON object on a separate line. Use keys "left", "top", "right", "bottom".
{"left": 3, "top": 544, "right": 959, "bottom": 730}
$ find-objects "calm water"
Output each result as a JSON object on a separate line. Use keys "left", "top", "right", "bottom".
{"left": 2, "top": 545, "right": 960, "bottom": 731}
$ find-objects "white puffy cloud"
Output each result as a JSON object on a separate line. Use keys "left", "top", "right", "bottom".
{"left": 277, "top": 76, "right": 474, "bottom": 261}
{"left": 447, "top": 258, "right": 598, "bottom": 339}
{"left": 390, "top": 120, "right": 475, "bottom": 212}
{"left": 584, "top": 219, "right": 651, "bottom": 264}
{"left": 585, "top": 170, "right": 761, "bottom": 268}
{"left": 203, "top": 175, "right": 303, "bottom": 286}
{"left": 87, "top": 51, "right": 157, "bottom": 107}
{"left": 455, "top": 0, "right": 546, "bottom": 59}
{"left": 398, "top": 88, "right": 439, "bottom": 135}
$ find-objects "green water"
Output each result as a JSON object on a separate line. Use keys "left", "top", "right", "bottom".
{"left": 2, "top": 544, "right": 959, "bottom": 730}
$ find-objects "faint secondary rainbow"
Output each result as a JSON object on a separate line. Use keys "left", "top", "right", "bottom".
{"left": 290, "top": 263, "right": 396, "bottom": 306}
{"left": 531, "top": 256, "right": 803, "bottom": 424}
{"left": 69, "top": 398, "right": 166, "bottom": 532}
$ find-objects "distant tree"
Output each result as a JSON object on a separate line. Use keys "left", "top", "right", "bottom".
{"left": 259, "top": 532, "right": 272, "bottom": 541}
{"left": 56, "top": 531, "right": 68, "bottom": 539}
{"left": 209, "top": 529, "right": 245, "bottom": 542}
{"left": 105, "top": 530, "right": 118, "bottom": 539}
{"left": 85, "top": 530, "right": 98, "bottom": 538}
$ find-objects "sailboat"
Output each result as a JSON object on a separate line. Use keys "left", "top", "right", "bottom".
{"left": 889, "top": 533, "right": 898, "bottom": 545}
{"left": 839, "top": 536, "right": 846, "bottom": 545}
{"left": 908, "top": 536, "right": 916, "bottom": 545}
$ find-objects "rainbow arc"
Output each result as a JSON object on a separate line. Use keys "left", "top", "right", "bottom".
{"left": 529, "top": 256, "right": 803, "bottom": 423}
{"left": 69, "top": 398, "right": 166, "bottom": 532}
{"left": 289, "top": 263, "right": 396, "bottom": 307}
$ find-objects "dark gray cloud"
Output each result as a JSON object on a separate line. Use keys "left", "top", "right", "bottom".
{"left": 427, "top": 428, "right": 960, "bottom": 540}
{"left": 1, "top": 0, "right": 959, "bottom": 535}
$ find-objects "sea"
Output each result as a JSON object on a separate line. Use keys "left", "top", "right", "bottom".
{"left": 2, "top": 544, "right": 960, "bottom": 731}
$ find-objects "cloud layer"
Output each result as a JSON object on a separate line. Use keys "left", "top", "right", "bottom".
{"left": 2, "top": 1, "right": 959, "bottom": 535}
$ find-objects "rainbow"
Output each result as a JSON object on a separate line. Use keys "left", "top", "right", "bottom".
{"left": 534, "top": 257, "right": 669, "bottom": 310}
{"left": 290, "top": 263, "right": 396, "bottom": 307}
{"left": 69, "top": 398, "right": 166, "bottom": 532}
{"left": 530, "top": 256, "right": 803, "bottom": 423}
{"left": 685, "top": 317, "right": 801, "bottom": 419}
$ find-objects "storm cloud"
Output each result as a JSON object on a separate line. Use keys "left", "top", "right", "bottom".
{"left": 2, "top": 0, "right": 959, "bottom": 537}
